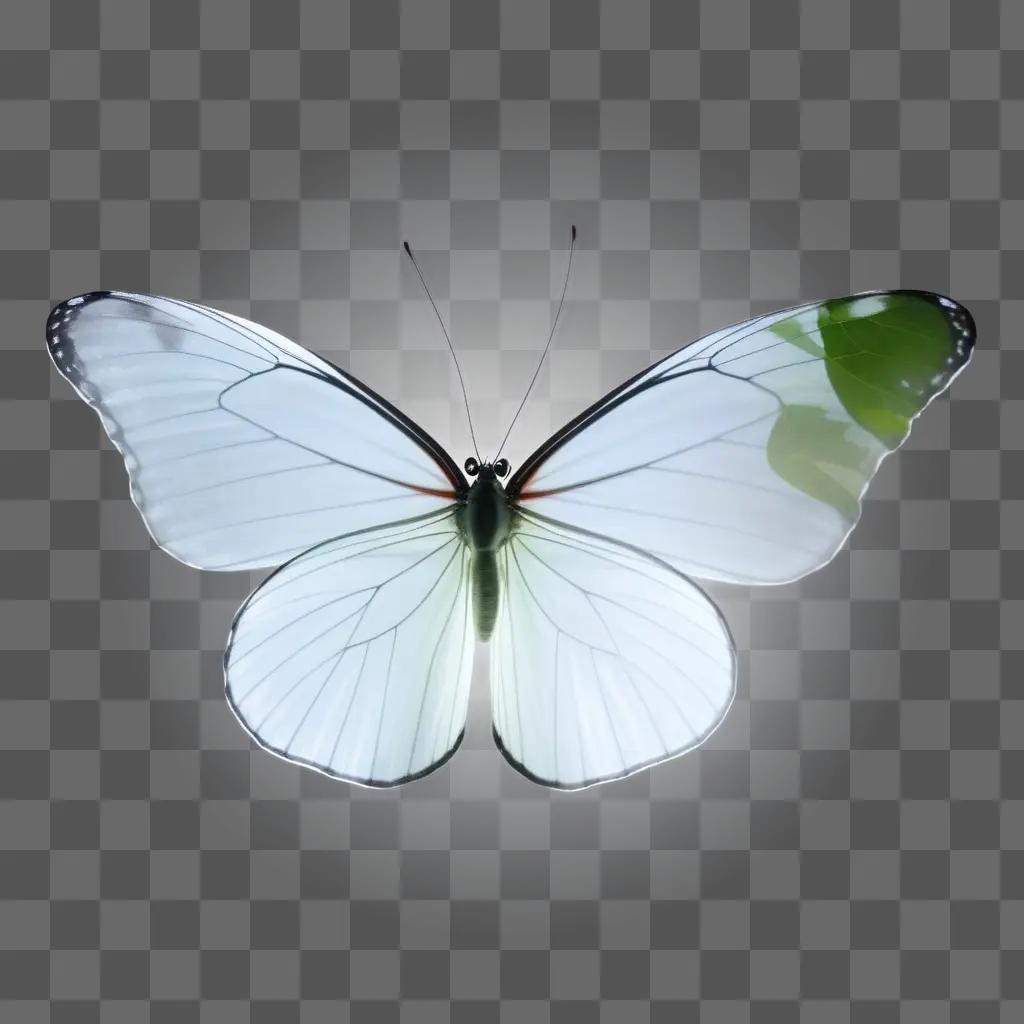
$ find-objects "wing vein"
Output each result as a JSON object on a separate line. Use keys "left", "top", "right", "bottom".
{"left": 368, "top": 629, "right": 399, "bottom": 779}
{"left": 406, "top": 544, "right": 470, "bottom": 772}
{"left": 233, "top": 536, "right": 456, "bottom": 668}
{"left": 589, "top": 646, "right": 626, "bottom": 772}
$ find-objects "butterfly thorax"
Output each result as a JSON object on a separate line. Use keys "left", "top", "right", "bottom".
{"left": 459, "top": 468, "right": 511, "bottom": 552}
{"left": 458, "top": 466, "right": 512, "bottom": 641}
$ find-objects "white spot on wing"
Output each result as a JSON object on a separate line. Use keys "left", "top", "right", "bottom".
{"left": 845, "top": 296, "right": 887, "bottom": 318}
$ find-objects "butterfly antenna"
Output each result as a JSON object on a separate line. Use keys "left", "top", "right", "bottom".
{"left": 403, "top": 240, "right": 481, "bottom": 461}
{"left": 493, "top": 224, "right": 576, "bottom": 462}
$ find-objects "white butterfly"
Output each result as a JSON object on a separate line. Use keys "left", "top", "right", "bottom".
{"left": 46, "top": 237, "right": 974, "bottom": 789}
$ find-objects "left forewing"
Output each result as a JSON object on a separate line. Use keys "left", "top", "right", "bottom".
{"left": 47, "top": 292, "right": 463, "bottom": 570}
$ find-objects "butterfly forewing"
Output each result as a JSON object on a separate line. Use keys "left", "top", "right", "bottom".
{"left": 507, "top": 291, "right": 974, "bottom": 586}
{"left": 47, "top": 291, "right": 464, "bottom": 570}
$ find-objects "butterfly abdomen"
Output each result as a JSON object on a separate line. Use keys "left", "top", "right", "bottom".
{"left": 471, "top": 550, "right": 501, "bottom": 641}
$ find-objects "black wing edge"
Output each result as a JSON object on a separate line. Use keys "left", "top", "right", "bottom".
{"left": 506, "top": 289, "right": 977, "bottom": 499}
{"left": 46, "top": 290, "right": 469, "bottom": 498}
{"left": 491, "top": 683, "right": 736, "bottom": 793}
{"left": 228, "top": 689, "right": 465, "bottom": 789}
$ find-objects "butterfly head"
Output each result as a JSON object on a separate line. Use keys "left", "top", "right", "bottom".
{"left": 464, "top": 457, "right": 510, "bottom": 482}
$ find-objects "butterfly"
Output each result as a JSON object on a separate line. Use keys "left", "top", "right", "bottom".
{"left": 46, "top": 232, "right": 975, "bottom": 790}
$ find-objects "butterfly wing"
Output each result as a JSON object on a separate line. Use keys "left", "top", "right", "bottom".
{"left": 507, "top": 291, "right": 974, "bottom": 585}
{"left": 47, "top": 291, "right": 464, "bottom": 570}
{"left": 490, "top": 513, "right": 735, "bottom": 789}
{"left": 225, "top": 510, "right": 474, "bottom": 786}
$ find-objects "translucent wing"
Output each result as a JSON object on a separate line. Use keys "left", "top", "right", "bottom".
{"left": 490, "top": 512, "right": 735, "bottom": 789}
{"left": 47, "top": 292, "right": 464, "bottom": 570}
{"left": 225, "top": 510, "right": 474, "bottom": 786}
{"left": 508, "top": 291, "right": 975, "bottom": 585}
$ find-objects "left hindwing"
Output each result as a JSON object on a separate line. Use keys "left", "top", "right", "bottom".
{"left": 225, "top": 511, "right": 474, "bottom": 787}
{"left": 507, "top": 291, "right": 974, "bottom": 586}
{"left": 489, "top": 513, "right": 735, "bottom": 789}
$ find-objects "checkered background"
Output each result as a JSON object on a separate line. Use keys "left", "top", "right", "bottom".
{"left": 0, "top": 0, "right": 1018, "bottom": 1018}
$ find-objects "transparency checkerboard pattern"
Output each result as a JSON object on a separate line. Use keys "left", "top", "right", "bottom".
{"left": 0, "top": 0, "right": 1018, "bottom": 1018}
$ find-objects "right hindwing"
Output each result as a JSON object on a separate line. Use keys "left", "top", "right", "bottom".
{"left": 488, "top": 512, "right": 736, "bottom": 789}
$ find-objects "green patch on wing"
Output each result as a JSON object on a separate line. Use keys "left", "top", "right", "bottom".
{"left": 766, "top": 404, "right": 874, "bottom": 522}
{"left": 771, "top": 292, "right": 974, "bottom": 450}
{"left": 764, "top": 291, "right": 974, "bottom": 517}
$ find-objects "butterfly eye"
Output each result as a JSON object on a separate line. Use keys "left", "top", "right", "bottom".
{"left": 464, "top": 457, "right": 479, "bottom": 476}
{"left": 493, "top": 458, "right": 510, "bottom": 478}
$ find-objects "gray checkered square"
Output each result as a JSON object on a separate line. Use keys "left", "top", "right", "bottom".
{"left": 0, "top": 0, "right": 1015, "bottom": 1018}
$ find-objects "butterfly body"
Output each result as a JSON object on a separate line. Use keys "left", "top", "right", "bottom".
{"left": 458, "top": 463, "right": 513, "bottom": 640}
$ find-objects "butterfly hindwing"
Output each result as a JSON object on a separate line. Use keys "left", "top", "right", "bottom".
{"left": 508, "top": 291, "right": 974, "bottom": 586}
{"left": 47, "top": 291, "right": 464, "bottom": 571}
{"left": 490, "top": 512, "right": 735, "bottom": 789}
{"left": 225, "top": 511, "right": 474, "bottom": 786}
